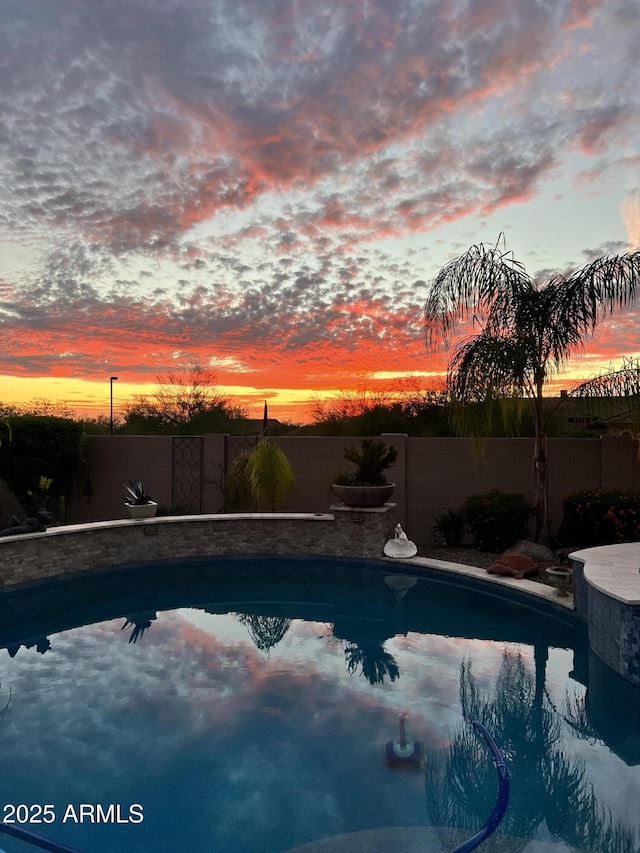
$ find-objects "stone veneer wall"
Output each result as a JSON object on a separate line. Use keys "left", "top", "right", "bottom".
{"left": 571, "top": 553, "right": 640, "bottom": 688}
{"left": 583, "top": 585, "right": 640, "bottom": 687}
{"left": 0, "top": 507, "right": 396, "bottom": 589}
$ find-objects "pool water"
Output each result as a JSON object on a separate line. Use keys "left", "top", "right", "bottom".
{"left": 0, "top": 556, "right": 639, "bottom": 853}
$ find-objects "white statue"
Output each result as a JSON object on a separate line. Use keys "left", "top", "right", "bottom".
{"left": 383, "top": 524, "right": 417, "bottom": 558}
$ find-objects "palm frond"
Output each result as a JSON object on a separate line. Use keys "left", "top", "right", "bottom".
{"left": 448, "top": 334, "right": 531, "bottom": 403}
{"left": 549, "top": 251, "right": 640, "bottom": 340}
{"left": 424, "top": 240, "right": 533, "bottom": 351}
{"left": 566, "top": 357, "right": 640, "bottom": 438}
{"left": 572, "top": 356, "right": 640, "bottom": 399}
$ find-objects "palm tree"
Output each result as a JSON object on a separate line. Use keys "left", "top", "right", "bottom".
{"left": 343, "top": 641, "right": 400, "bottom": 685}
{"left": 424, "top": 238, "right": 640, "bottom": 542}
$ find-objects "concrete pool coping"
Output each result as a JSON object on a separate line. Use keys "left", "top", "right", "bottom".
{"left": 570, "top": 542, "right": 640, "bottom": 605}
{"left": 383, "top": 553, "right": 574, "bottom": 609}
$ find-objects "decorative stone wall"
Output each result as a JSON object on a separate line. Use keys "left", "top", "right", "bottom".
{"left": 0, "top": 507, "right": 397, "bottom": 589}
{"left": 570, "top": 546, "right": 640, "bottom": 688}
{"left": 583, "top": 586, "right": 640, "bottom": 687}
{"left": 571, "top": 556, "right": 588, "bottom": 619}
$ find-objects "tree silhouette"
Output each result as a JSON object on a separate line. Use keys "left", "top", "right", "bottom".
{"left": 332, "top": 615, "right": 401, "bottom": 686}
{"left": 121, "top": 612, "right": 157, "bottom": 644}
{"left": 236, "top": 613, "right": 292, "bottom": 654}
{"left": 343, "top": 641, "right": 400, "bottom": 685}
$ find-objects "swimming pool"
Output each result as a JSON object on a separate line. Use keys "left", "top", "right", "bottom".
{"left": 1, "top": 556, "right": 639, "bottom": 852}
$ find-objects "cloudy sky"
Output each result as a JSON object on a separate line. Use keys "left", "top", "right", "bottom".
{"left": 1, "top": 0, "right": 639, "bottom": 421}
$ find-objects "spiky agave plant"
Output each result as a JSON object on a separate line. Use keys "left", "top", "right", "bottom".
{"left": 123, "top": 479, "right": 153, "bottom": 505}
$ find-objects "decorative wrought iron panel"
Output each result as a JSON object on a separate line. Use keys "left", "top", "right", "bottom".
{"left": 225, "top": 434, "right": 259, "bottom": 470}
{"left": 172, "top": 436, "right": 203, "bottom": 512}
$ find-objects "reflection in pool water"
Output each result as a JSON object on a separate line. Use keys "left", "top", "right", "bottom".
{"left": 0, "top": 556, "right": 639, "bottom": 853}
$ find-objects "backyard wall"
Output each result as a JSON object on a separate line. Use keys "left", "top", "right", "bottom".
{"left": 2, "top": 434, "right": 637, "bottom": 550}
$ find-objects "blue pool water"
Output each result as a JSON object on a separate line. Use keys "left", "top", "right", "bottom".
{"left": 0, "top": 556, "right": 639, "bottom": 852}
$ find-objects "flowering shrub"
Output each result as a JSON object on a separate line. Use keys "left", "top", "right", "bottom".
{"left": 558, "top": 489, "right": 640, "bottom": 546}
{"left": 463, "top": 490, "right": 532, "bottom": 551}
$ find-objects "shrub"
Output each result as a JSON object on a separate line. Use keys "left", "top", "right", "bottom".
{"left": 247, "top": 438, "right": 295, "bottom": 511}
{"left": 224, "top": 451, "right": 256, "bottom": 512}
{"left": 224, "top": 439, "right": 295, "bottom": 512}
{"left": 463, "top": 490, "right": 533, "bottom": 551}
{"left": 558, "top": 489, "right": 640, "bottom": 546}
{"left": 0, "top": 415, "right": 84, "bottom": 519}
{"left": 432, "top": 508, "right": 466, "bottom": 546}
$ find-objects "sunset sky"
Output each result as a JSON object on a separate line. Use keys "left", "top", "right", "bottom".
{"left": 1, "top": 0, "right": 639, "bottom": 423}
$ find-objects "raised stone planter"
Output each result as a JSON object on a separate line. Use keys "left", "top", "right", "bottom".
{"left": 0, "top": 507, "right": 397, "bottom": 589}
{"left": 570, "top": 543, "right": 640, "bottom": 687}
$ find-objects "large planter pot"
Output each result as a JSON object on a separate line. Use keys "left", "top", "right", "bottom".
{"left": 332, "top": 483, "right": 395, "bottom": 508}
{"left": 125, "top": 501, "right": 158, "bottom": 519}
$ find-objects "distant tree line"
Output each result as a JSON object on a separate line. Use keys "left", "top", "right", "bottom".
{"left": 117, "top": 363, "right": 249, "bottom": 435}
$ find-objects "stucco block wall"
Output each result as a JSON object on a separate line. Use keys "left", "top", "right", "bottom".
{"left": 275, "top": 437, "right": 352, "bottom": 513}
{"left": 5, "top": 433, "right": 634, "bottom": 550}
{"left": 70, "top": 436, "right": 175, "bottom": 524}
{"left": 406, "top": 438, "right": 536, "bottom": 544}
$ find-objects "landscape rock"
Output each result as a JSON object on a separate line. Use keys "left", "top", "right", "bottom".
{"left": 487, "top": 553, "right": 539, "bottom": 579}
{"left": 505, "top": 540, "right": 556, "bottom": 563}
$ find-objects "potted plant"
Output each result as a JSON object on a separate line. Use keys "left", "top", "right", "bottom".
{"left": 332, "top": 438, "right": 398, "bottom": 508}
{"left": 123, "top": 479, "right": 158, "bottom": 519}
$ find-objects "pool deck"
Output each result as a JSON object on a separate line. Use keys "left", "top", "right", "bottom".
{"left": 570, "top": 542, "right": 640, "bottom": 605}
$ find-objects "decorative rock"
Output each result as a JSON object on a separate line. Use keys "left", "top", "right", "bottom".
{"left": 0, "top": 511, "right": 49, "bottom": 537}
{"left": 505, "top": 540, "right": 556, "bottom": 563}
{"left": 487, "top": 553, "right": 539, "bottom": 579}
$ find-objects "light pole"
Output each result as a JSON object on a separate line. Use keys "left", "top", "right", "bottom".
{"left": 110, "top": 376, "right": 118, "bottom": 434}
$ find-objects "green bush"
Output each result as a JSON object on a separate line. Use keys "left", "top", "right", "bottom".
{"left": 558, "top": 489, "right": 640, "bottom": 546}
{"left": 0, "top": 415, "right": 85, "bottom": 519}
{"left": 463, "top": 490, "right": 532, "bottom": 551}
{"left": 224, "top": 439, "right": 295, "bottom": 512}
{"left": 431, "top": 508, "right": 466, "bottom": 546}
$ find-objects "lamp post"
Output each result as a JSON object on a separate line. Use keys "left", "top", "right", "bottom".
{"left": 110, "top": 376, "right": 118, "bottom": 434}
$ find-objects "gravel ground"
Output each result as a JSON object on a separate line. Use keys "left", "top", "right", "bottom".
{"left": 418, "top": 545, "right": 499, "bottom": 569}
{"left": 417, "top": 544, "right": 560, "bottom": 586}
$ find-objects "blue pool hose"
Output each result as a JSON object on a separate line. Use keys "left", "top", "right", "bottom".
{"left": 0, "top": 822, "right": 83, "bottom": 853}
{"left": 450, "top": 719, "right": 510, "bottom": 853}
